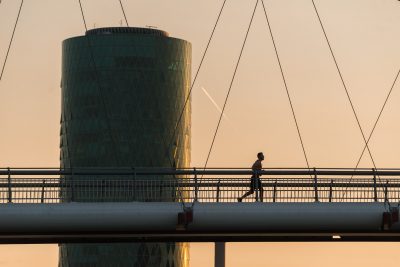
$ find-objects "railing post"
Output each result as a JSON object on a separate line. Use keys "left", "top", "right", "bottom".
{"left": 131, "top": 167, "right": 135, "bottom": 201}
{"left": 194, "top": 168, "right": 198, "bottom": 202}
{"left": 384, "top": 180, "right": 389, "bottom": 203}
{"left": 7, "top": 167, "right": 12, "bottom": 203}
{"left": 273, "top": 180, "right": 277, "bottom": 203}
{"left": 373, "top": 168, "right": 378, "bottom": 202}
{"left": 133, "top": 167, "right": 137, "bottom": 201}
{"left": 313, "top": 168, "right": 319, "bottom": 202}
{"left": 102, "top": 179, "right": 106, "bottom": 201}
{"left": 216, "top": 179, "right": 221, "bottom": 202}
{"left": 41, "top": 179, "right": 45, "bottom": 203}
{"left": 255, "top": 170, "right": 259, "bottom": 202}
{"left": 70, "top": 169, "right": 74, "bottom": 202}
{"left": 329, "top": 179, "right": 333, "bottom": 202}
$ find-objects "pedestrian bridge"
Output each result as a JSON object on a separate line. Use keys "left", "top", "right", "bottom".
{"left": 0, "top": 168, "right": 400, "bottom": 243}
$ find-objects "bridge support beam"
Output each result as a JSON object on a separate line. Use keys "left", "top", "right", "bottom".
{"left": 0, "top": 202, "right": 398, "bottom": 243}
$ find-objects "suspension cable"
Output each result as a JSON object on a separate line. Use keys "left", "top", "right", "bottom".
{"left": 341, "top": 68, "right": 400, "bottom": 199}
{"left": 164, "top": 0, "right": 228, "bottom": 167}
{"left": 77, "top": 0, "right": 121, "bottom": 165}
{"left": 311, "top": 1, "right": 379, "bottom": 170}
{"left": 160, "top": 1, "right": 229, "bottom": 207}
{"left": 0, "top": 0, "right": 24, "bottom": 82}
{"left": 78, "top": 0, "right": 89, "bottom": 31}
{"left": 118, "top": 0, "right": 129, "bottom": 27}
{"left": 203, "top": 0, "right": 259, "bottom": 169}
{"left": 311, "top": 0, "right": 388, "bottom": 202}
{"left": 261, "top": 0, "right": 311, "bottom": 170}
{"left": 354, "top": 68, "right": 400, "bottom": 169}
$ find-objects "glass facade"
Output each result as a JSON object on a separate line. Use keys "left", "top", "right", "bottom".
{"left": 59, "top": 27, "right": 191, "bottom": 267}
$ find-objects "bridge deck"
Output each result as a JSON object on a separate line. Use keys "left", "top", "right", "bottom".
{"left": 0, "top": 168, "right": 400, "bottom": 243}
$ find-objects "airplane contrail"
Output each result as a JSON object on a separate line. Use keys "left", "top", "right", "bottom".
{"left": 201, "top": 86, "right": 230, "bottom": 122}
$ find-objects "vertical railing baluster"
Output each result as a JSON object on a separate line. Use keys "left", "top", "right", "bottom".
{"left": 384, "top": 180, "right": 389, "bottom": 203}
{"left": 329, "top": 179, "right": 333, "bottom": 202}
{"left": 133, "top": 168, "right": 136, "bottom": 201}
{"left": 7, "top": 167, "right": 12, "bottom": 203}
{"left": 255, "top": 170, "right": 259, "bottom": 202}
{"left": 313, "top": 168, "right": 319, "bottom": 202}
{"left": 41, "top": 179, "right": 45, "bottom": 203}
{"left": 194, "top": 168, "right": 198, "bottom": 202}
{"left": 101, "top": 179, "right": 105, "bottom": 201}
{"left": 273, "top": 180, "right": 277, "bottom": 202}
{"left": 70, "top": 169, "right": 74, "bottom": 202}
{"left": 373, "top": 168, "right": 378, "bottom": 202}
{"left": 216, "top": 179, "right": 221, "bottom": 202}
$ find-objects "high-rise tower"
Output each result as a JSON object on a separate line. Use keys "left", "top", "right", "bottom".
{"left": 59, "top": 27, "right": 191, "bottom": 267}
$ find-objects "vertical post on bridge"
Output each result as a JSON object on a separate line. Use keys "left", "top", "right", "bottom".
{"left": 70, "top": 169, "right": 75, "bottom": 202}
{"left": 214, "top": 242, "right": 226, "bottom": 267}
{"left": 373, "top": 168, "right": 378, "bottom": 202}
{"left": 384, "top": 180, "right": 389, "bottom": 203}
{"left": 313, "top": 168, "right": 319, "bottom": 202}
{"left": 132, "top": 167, "right": 136, "bottom": 201}
{"left": 194, "top": 168, "right": 198, "bottom": 202}
{"left": 7, "top": 167, "right": 12, "bottom": 203}
{"left": 41, "top": 179, "right": 45, "bottom": 203}
{"left": 215, "top": 178, "right": 225, "bottom": 267}
{"left": 216, "top": 179, "right": 220, "bottom": 202}
{"left": 255, "top": 170, "right": 259, "bottom": 202}
{"left": 273, "top": 180, "right": 277, "bottom": 202}
{"left": 329, "top": 179, "right": 333, "bottom": 202}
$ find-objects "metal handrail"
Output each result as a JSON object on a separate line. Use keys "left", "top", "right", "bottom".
{"left": 2, "top": 167, "right": 400, "bottom": 176}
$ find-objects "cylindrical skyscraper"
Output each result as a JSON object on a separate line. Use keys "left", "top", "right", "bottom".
{"left": 59, "top": 27, "right": 191, "bottom": 267}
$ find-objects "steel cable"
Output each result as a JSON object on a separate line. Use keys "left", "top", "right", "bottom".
{"left": 160, "top": 0, "right": 229, "bottom": 207}
{"left": 342, "top": 68, "right": 400, "bottom": 199}
{"left": 164, "top": 0, "right": 228, "bottom": 167}
{"left": 261, "top": 0, "right": 311, "bottom": 170}
{"left": 311, "top": 0, "right": 386, "bottom": 202}
{"left": 118, "top": 0, "right": 129, "bottom": 27}
{"left": 0, "top": 0, "right": 24, "bottom": 82}
{"left": 355, "top": 68, "right": 400, "bottom": 165}
{"left": 203, "top": 0, "right": 259, "bottom": 170}
{"left": 77, "top": 0, "right": 121, "bottom": 165}
{"left": 78, "top": 0, "right": 89, "bottom": 30}
{"left": 311, "top": 0, "right": 378, "bottom": 169}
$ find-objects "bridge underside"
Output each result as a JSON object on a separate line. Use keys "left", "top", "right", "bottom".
{"left": 0, "top": 202, "right": 399, "bottom": 243}
{"left": 3, "top": 232, "right": 400, "bottom": 244}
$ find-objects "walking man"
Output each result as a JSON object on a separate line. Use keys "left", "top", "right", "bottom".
{"left": 238, "top": 152, "right": 264, "bottom": 202}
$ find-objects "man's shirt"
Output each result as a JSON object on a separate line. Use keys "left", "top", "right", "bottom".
{"left": 252, "top": 159, "right": 262, "bottom": 172}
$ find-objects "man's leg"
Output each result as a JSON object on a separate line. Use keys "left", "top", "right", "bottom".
{"left": 238, "top": 178, "right": 256, "bottom": 202}
{"left": 238, "top": 190, "right": 254, "bottom": 202}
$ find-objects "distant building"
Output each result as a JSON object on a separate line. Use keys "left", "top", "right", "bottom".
{"left": 59, "top": 27, "right": 191, "bottom": 267}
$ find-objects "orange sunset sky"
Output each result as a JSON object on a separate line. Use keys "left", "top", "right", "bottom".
{"left": 1, "top": 0, "right": 400, "bottom": 266}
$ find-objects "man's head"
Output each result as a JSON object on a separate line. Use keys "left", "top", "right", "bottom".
{"left": 257, "top": 152, "right": 264, "bottom": 161}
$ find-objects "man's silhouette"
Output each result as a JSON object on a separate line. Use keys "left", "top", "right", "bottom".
{"left": 238, "top": 152, "right": 264, "bottom": 202}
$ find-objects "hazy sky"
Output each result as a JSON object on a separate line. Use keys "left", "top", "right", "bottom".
{"left": 1, "top": 0, "right": 400, "bottom": 266}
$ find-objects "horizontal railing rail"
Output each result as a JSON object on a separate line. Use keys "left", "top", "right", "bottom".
{"left": 1, "top": 180, "right": 400, "bottom": 188}
{"left": 1, "top": 167, "right": 400, "bottom": 176}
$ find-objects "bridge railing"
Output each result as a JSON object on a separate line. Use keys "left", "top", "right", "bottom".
{"left": 0, "top": 168, "right": 399, "bottom": 203}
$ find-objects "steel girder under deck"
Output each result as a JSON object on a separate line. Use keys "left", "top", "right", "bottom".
{"left": 0, "top": 202, "right": 399, "bottom": 243}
